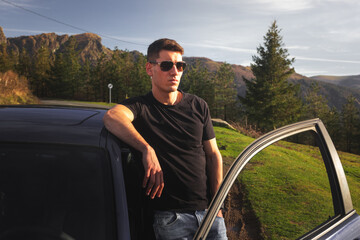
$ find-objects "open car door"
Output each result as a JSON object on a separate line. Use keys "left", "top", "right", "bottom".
{"left": 194, "top": 118, "right": 360, "bottom": 240}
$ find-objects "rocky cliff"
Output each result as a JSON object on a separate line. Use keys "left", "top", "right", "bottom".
{"left": 3, "top": 29, "right": 111, "bottom": 64}
{"left": 0, "top": 27, "right": 6, "bottom": 44}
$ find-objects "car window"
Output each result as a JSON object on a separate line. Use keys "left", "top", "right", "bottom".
{"left": 195, "top": 119, "right": 357, "bottom": 240}
{"left": 0, "top": 144, "right": 116, "bottom": 240}
{"left": 232, "top": 131, "right": 334, "bottom": 239}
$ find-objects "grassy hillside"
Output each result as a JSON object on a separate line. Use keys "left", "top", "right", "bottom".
{"left": 215, "top": 126, "right": 360, "bottom": 240}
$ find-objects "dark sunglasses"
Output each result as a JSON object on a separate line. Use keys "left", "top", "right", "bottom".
{"left": 149, "top": 61, "right": 186, "bottom": 72}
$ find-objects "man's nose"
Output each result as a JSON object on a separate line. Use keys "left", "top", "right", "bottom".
{"left": 169, "top": 64, "right": 179, "bottom": 75}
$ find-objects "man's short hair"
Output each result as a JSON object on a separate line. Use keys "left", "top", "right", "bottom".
{"left": 147, "top": 38, "right": 184, "bottom": 62}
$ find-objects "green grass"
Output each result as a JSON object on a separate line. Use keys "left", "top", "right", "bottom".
{"left": 214, "top": 126, "right": 360, "bottom": 240}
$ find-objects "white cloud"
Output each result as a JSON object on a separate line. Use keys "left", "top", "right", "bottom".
{"left": 249, "top": 0, "right": 315, "bottom": 12}
{"left": 328, "top": 30, "right": 360, "bottom": 42}
{"left": 184, "top": 42, "right": 256, "bottom": 54}
{"left": 295, "top": 56, "right": 360, "bottom": 64}
{"left": 287, "top": 45, "right": 310, "bottom": 50}
{"left": 4, "top": 28, "right": 76, "bottom": 36}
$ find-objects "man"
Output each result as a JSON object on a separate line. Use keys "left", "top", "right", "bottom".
{"left": 103, "top": 38, "right": 227, "bottom": 239}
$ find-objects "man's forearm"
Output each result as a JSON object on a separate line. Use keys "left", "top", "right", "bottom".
{"left": 103, "top": 105, "right": 164, "bottom": 198}
{"left": 207, "top": 151, "right": 223, "bottom": 197}
{"left": 203, "top": 138, "right": 223, "bottom": 197}
{"left": 103, "top": 105, "right": 150, "bottom": 153}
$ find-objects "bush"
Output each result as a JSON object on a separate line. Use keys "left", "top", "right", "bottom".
{"left": 0, "top": 71, "right": 39, "bottom": 104}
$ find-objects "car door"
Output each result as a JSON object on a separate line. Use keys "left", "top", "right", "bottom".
{"left": 194, "top": 118, "right": 360, "bottom": 240}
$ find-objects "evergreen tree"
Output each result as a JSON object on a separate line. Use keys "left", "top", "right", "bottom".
{"left": 91, "top": 53, "right": 108, "bottom": 102}
{"left": 80, "top": 59, "right": 92, "bottom": 100}
{"left": 50, "top": 52, "right": 67, "bottom": 98}
{"left": 341, "top": 95, "right": 360, "bottom": 153}
{"left": 104, "top": 49, "right": 127, "bottom": 102}
{"left": 130, "top": 54, "right": 151, "bottom": 97}
{"left": 181, "top": 60, "right": 215, "bottom": 110}
{"left": 16, "top": 48, "right": 32, "bottom": 79}
{"left": 32, "top": 45, "right": 51, "bottom": 97}
{"left": 51, "top": 37, "right": 81, "bottom": 99}
{"left": 240, "top": 20, "right": 302, "bottom": 131}
{"left": 304, "top": 82, "right": 330, "bottom": 120}
{"left": 0, "top": 43, "right": 15, "bottom": 73}
{"left": 213, "top": 63, "right": 237, "bottom": 121}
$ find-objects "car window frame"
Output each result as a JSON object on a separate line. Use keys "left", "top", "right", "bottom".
{"left": 193, "top": 118, "right": 356, "bottom": 240}
{"left": 101, "top": 127, "right": 132, "bottom": 240}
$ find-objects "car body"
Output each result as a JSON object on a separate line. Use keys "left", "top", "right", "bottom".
{"left": 0, "top": 106, "right": 359, "bottom": 240}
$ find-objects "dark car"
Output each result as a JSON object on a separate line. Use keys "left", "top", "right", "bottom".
{"left": 0, "top": 105, "right": 359, "bottom": 240}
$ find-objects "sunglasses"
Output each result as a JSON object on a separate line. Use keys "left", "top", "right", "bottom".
{"left": 149, "top": 61, "right": 187, "bottom": 72}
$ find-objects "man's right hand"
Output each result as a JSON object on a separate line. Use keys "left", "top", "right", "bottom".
{"left": 142, "top": 145, "right": 164, "bottom": 199}
{"left": 103, "top": 104, "right": 164, "bottom": 199}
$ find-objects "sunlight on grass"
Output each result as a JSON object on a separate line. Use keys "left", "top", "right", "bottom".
{"left": 215, "top": 127, "right": 360, "bottom": 240}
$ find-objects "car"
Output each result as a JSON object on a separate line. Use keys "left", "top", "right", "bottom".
{"left": 0, "top": 105, "right": 359, "bottom": 240}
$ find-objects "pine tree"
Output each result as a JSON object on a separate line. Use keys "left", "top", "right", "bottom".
{"left": 240, "top": 20, "right": 302, "bottom": 131}
{"left": 130, "top": 54, "right": 151, "bottom": 97}
{"left": 181, "top": 60, "right": 215, "bottom": 110}
{"left": 79, "top": 59, "right": 92, "bottom": 100}
{"left": 91, "top": 53, "right": 108, "bottom": 102}
{"left": 341, "top": 95, "right": 360, "bottom": 153}
{"left": 0, "top": 43, "right": 16, "bottom": 73}
{"left": 304, "top": 82, "right": 330, "bottom": 120}
{"left": 32, "top": 46, "right": 51, "bottom": 97}
{"left": 51, "top": 37, "right": 81, "bottom": 99}
{"left": 16, "top": 48, "right": 32, "bottom": 79}
{"left": 213, "top": 63, "right": 237, "bottom": 121}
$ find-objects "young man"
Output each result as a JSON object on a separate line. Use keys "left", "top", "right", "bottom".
{"left": 103, "top": 38, "right": 227, "bottom": 239}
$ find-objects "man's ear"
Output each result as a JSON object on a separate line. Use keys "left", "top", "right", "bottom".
{"left": 146, "top": 62, "right": 153, "bottom": 77}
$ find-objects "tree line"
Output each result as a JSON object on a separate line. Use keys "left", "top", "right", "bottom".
{"left": 0, "top": 22, "right": 359, "bottom": 154}
{"left": 0, "top": 36, "right": 152, "bottom": 103}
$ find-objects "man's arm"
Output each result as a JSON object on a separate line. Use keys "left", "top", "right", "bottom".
{"left": 203, "top": 138, "right": 224, "bottom": 217}
{"left": 103, "top": 104, "right": 164, "bottom": 199}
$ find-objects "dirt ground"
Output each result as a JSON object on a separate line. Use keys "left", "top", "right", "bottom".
{"left": 222, "top": 160, "right": 263, "bottom": 240}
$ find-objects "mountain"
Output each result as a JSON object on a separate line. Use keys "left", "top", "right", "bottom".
{"left": 1, "top": 27, "right": 112, "bottom": 64}
{"left": 1, "top": 27, "right": 359, "bottom": 110}
{"left": 289, "top": 73, "right": 360, "bottom": 110}
{"left": 311, "top": 75, "right": 360, "bottom": 91}
{"left": 184, "top": 56, "right": 360, "bottom": 110}
{"left": 0, "top": 27, "right": 6, "bottom": 44}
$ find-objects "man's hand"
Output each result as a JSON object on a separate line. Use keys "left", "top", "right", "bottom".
{"left": 103, "top": 105, "right": 164, "bottom": 199}
{"left": 142, "top": 146, "right": 164, "bottom": 199}
{"left": 217, "top": 210, "right": 224, "bottom": 218}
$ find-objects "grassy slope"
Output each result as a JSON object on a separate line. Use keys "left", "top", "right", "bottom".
{"left": 214, "top": 126, "right": 360, "bottom": 240}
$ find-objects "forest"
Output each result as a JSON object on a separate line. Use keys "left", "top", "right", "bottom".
{"left": 0, "top": 21, "right": 359, "bottom": 154}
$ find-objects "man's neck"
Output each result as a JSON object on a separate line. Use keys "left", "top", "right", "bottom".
{"left": 152, "top": 90, "right": 181, "bottom": 105}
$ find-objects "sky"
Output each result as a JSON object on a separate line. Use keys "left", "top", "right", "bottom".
{"left": 1, "top": 0, "right": 360, "bottom": 77}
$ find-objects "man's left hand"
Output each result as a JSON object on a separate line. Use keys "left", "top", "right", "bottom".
{"left": 217, "top": 210, "right": 223, "bottom": 218}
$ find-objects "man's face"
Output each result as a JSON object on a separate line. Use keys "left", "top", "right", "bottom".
{"left": 146, "top": 50, "right": 183, "bottom": 94}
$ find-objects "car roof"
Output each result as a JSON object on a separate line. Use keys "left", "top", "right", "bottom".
{"left": 0, "top": 105, "right": 108, "bottom": 147}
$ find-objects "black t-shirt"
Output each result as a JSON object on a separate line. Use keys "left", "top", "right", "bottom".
{"left": 121, "top": 91, "right": 215, "bottom": 211}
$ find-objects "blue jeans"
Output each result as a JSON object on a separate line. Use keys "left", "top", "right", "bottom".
{"left": 153, "top": 210, "right": 227, "bottom": 240}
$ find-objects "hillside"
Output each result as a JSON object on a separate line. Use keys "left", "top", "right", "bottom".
{"left": 1, "top": 27, "right": 112, "bottom": 65}
{"left": 215, "top": 126, "right": 360, "bottom": 239}
{"left": 1, "top": 27, "right": 360, "bottom": 110}
{"left": 184, "top": 56, "right": 360, "bottom": 110}
{"left": 0, "top": 71, "right": 38, "bottom": 104}
{"left": 311, "top": 74, "right": 360, "bottom": 90}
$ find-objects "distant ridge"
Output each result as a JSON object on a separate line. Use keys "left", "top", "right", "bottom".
{"left": 2, "top": 27, "right": 112, "bottom": 65}
{"left": 311, "top": 75, "right": 360, "bottom": 90}
{"left": 183, "top": 56, "right": 360, "bottom": 110}
{"left": 1, "top": 27, "right": 359, "bottom": 110}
